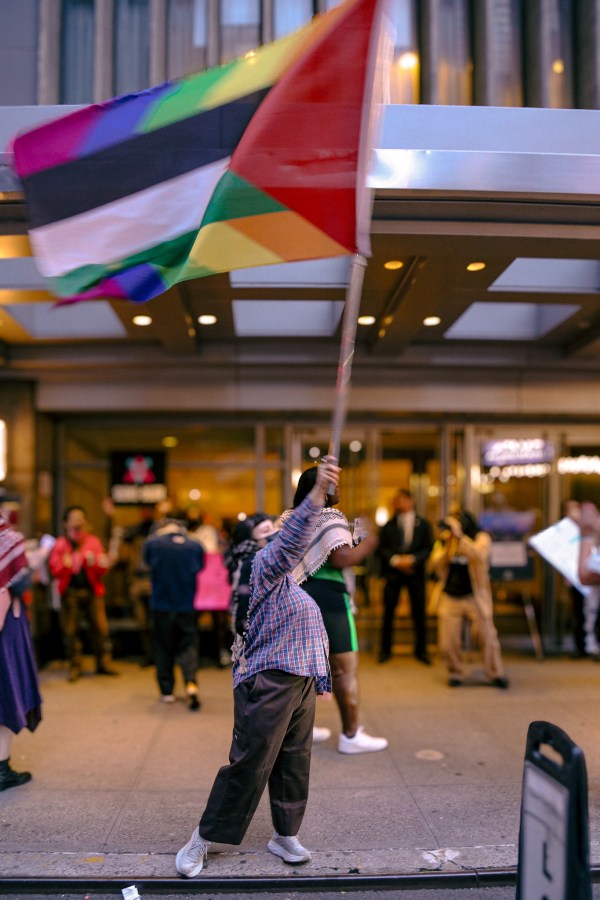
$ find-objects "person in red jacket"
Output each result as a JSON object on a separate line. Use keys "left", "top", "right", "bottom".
{"left": 49, "top": 506, "right": 117, "bottom": 682}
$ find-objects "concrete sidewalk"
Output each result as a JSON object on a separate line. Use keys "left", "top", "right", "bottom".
{"left": 1, "top": 649, "right": 599, "bottom": 885}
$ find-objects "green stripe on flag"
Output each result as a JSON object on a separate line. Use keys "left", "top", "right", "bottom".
{"left": 140, "top": 61, "right": 239, "bottom": 132}
{"left": 201, "top": 171, "right": 286, "bottom": 226}
{"left": 53, "top": 229, "right": 200, "bottom": 297}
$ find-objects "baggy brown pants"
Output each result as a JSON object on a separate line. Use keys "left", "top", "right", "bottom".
{"left": 60, "top": 586, "right": 111, "bottom": 669}
{"left": 438, "top": 593, "right": 505, "bottom": 680}
{"left": 199, "top": 670, "right": 315, "bottom": 844}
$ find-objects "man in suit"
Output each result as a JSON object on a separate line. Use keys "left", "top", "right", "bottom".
{"left": 378, "top": 489, "right": 434, "bottom": 664}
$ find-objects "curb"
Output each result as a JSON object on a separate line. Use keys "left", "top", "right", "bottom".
{"left": 0, "top": 868, "right": 519, "bottom": 894}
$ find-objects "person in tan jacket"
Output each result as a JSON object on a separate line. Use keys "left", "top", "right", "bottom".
{"left": 430, "top": 510, "right": 508, "bottom": 689}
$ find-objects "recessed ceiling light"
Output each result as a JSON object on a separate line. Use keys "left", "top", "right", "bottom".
{"left": 198, "top": 314, "right": 217, "bottom": 325}
{"left": 552, "top": 59, "right": 565, "bottom": 74}
{"left": 467, "top": 262, "right": 486, "bottom": 272}
{"left": 308, "top": 446, "right": 321, "bottom": 459}
{"left": 384, "top": 260, "right": 404, "bottom": 271}
{"left": 349, "top": 440, "right": 362, "bottom": 452}
{"left": 188, "top": 489, "right": 201, "bottom": 501}
{"left": 423, "top": 316, "right": 441, "bottom": 327}
{"left": 162, "top": 436, "right": 178, "bottom": 448}
{"left": 133, "top": 314, "right": 152, "bottom": 326}
{"left": 357, "top": 315, "right": 376, "bottom": 326}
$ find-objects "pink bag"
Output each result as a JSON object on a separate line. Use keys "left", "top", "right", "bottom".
{"left": 193, "top": 552, "right": 231, "bottom": 611}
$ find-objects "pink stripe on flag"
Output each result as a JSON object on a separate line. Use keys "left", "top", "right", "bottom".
{"left": 55, "top": 277, "right": 130, "bottom": 305}
{"left": 11, "top": 104, "right": 106, "bottom": 179}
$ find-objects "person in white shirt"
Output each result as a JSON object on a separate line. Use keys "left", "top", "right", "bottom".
{"left": 576, "top": 501, "right": 600, "bottom": 660}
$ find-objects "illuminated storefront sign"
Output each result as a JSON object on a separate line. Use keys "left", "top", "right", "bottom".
{"left": 482, "top": 438, "right": 554, "bottom": 467}
{"left": 558, "top": 455, "right": 600, "bottom": 475}
{"left": 110, "top": 450, "right": 167, "bottom": 504}
{"left": 492, "top": 463, "right": 551, "bottom": 480}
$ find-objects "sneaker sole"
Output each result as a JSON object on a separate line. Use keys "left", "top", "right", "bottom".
{"left": 267, "top": 839, "right": 311, "bottom": 864}
{"left": 175, "top": 847, "right": 205, "bottom": 878}
{"left": 338, "top": 743, "right": 388, "bottom": 754}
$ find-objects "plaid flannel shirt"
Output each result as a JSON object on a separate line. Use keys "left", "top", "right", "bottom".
{"left": 232, "top": 494, "right": 331, "bottom": 695}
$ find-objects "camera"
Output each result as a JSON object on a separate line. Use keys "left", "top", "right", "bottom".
{"left": 437, "top": 512, "right": 479, "bottom": 540}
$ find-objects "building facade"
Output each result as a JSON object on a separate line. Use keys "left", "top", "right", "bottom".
{"left": 1, "top": 0, "right": 600, "bottom": 647}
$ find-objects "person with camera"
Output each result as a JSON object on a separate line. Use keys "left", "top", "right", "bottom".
{"left": 430, "top": 510, "right": 508, "bottom": 689}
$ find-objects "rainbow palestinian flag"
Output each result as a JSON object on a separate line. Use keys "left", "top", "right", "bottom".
{"left": 12, "top": 0, "right": 388, "bottom": 304}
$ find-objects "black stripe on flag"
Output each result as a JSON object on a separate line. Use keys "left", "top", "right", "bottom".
{"left": 22, "top": 89, "right": 269, "bottom": 228}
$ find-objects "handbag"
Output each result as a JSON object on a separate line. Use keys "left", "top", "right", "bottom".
{"left": 193, "top": 552, "right": 232, "bottom": 611}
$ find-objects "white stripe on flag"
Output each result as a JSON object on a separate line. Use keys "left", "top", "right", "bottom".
{"left": 29, "top": 158, "right": 231, "bottom": 278}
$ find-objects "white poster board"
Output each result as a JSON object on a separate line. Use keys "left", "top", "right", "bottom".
{"left": 528, "top": 517, "right": 591, "bottom": 596}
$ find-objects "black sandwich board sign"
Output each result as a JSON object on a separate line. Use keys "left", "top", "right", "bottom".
{"left": 516, "top": 721, "right": 591, "bottom": 900}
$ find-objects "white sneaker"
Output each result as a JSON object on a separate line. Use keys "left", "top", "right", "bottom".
{"left": 338, "top": 726, "right": 388, "bottom": 755}
{"left": 312, "top": 726, "right": 331, "bottom": 743}
{"left": 186, "top": 682, "right": 201, "bottom": 711}
{"left": 267, "top": 831, "right": 312, "bottom": 863}
{"left": 175, "top": 826, "right": 210, "bottom": 877}
{"left": 161, "top": 694, "right": 176, "bottom": 704}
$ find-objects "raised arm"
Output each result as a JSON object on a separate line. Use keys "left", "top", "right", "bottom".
{"left": 329, "top": 517, "right": 378, "bottom": 569}
{"left": 254, "top": 457, "right": 341, "bottom": 590}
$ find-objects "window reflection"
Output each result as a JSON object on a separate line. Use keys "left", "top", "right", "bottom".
{"left": 60, "top": 0, "right": 95, "bottom": 104}
{"left": 531, "top": 0, "right": 574, "bottom": 108}
{"left": 273, "top": 0, "right": 313, "bottom": 39}
{"left": 167, "top": 0, "right": 208, "bottom": 80}
{"left": 220, "top": 0, "right": 260, "bottom": 63}
{"left": 390, "top": 0, "right": 419, "bottom": 103}
{"left": 423, "top": 0, "right": 472, "bottom": 105}
{"left": 113, "top": 0, "right": 150, "bottom": 94}
{"left": 474, "top": 0, "right": 522, "bottom": 106}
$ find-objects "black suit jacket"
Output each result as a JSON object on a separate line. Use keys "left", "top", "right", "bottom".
{"left": 378, "top": 514, "right": 433, "bottom": 579}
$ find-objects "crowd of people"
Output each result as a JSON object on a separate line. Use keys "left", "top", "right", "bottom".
{"left": 3, "top": 469, "right": 600, "bottom": 847}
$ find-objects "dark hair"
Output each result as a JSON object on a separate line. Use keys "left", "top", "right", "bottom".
{"left": 232, "top": 512, "right": 270, "bottom": 544}
{"left": 458, "top": 510, "right": 479, "bottom": 540}
{"left": 63, "top": 505, "right": 86, "bottom": 522}
{"left": 438, "top": 510, "right": 479, "bottom": 539}
{"left": 397, "top": 488, "right": 413, "bottom": 499}
{"left": 293, "top": 467, "right": 318, "bottom": 507}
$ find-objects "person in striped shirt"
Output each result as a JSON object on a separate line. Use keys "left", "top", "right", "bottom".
{"left": 176, "top": 456, "right": 340, "bottom": 878}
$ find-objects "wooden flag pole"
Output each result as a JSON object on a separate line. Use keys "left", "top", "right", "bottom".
{"left": 327, "top": 253, "right": 368, "bottom": 466}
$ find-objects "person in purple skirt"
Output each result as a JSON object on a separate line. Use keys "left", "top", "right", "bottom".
{"left": 0, "top": 512, "right": 42, "bottom": 791}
